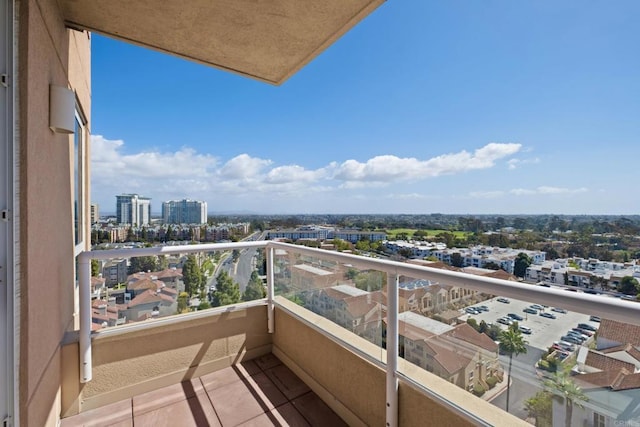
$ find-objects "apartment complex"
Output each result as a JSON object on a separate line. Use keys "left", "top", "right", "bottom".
{"left": 115, "top": 194, "right": 152, "bottom": 226}
{"left": 525, "top": 257, "right": 640, "bottom": 289}
{"left": 267, "top": 225, "right": 387, "bottom": 243}
{"left": 384, "top": 241, "right": 546, "bottom": 275}
{"left": 161, "top": 199, "right": 207, "bottom": 224}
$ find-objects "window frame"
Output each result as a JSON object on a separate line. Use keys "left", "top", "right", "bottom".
{"left": 73, "top": 107, "right": 87, "bottom": 256}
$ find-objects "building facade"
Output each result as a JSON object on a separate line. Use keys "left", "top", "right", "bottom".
{"left": 116, "top": 194, "right": 152, "bottom": 225}
{"left": 162, "top": 199, "right": 207, "bottom": 224}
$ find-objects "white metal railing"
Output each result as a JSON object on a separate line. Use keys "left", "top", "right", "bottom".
{"left": 78, "top": 240, "right": 640, "bottom": 427}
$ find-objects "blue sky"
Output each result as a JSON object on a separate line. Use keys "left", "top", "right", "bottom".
{"left": 91, "top": 1, "right": 639, "bottom": 215}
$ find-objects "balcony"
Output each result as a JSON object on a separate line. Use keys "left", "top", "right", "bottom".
{"left": 59, "top": 241, "right": 640, "bottom": 426}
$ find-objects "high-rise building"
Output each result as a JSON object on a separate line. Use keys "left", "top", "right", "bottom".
{"left": 116, "top": 194, "right": 152, "bottom": 225}
{"left": 162, "top": 199, "right": 207, "bottom": 224}
{"left": 90, "top": 203, "right": 99, "bottom": 224}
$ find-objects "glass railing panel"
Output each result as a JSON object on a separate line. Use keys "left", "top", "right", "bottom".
{"left": 390, "top": 273, "right": 640, "bottom": 426}
{"left": 88, "top": 245, "right": 267, "bottom": 330}
{"left": 273, "top": 248, "right": 386, "bottom": 361}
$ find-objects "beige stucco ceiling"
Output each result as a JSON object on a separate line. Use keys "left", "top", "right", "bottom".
{"left": 60, "top": 0, "right": 385, "bottom": 85}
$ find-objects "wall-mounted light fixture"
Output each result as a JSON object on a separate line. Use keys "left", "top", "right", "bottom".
{"left": 49, "top": 84, "right": 75, "bottom": 134}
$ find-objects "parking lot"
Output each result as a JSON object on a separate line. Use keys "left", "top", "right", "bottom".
{"left": 462, "top": 296, "right": 597, "bottom": 351}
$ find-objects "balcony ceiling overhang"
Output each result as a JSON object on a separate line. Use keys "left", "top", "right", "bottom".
{"left": 60, "top": 0, "right": 385, "bottom": 85}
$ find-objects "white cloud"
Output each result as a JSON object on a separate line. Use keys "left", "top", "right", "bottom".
{"left": 469, "top": 191, "right": 506, "bottom": 199}
{"left": 510, "top": 186, "right": 588, "bottom": 196}
{"left": 507, "top": 157, "right": 540, "bottom": 170}
{"left": 334, "top": 142, "right": 522, "bottom": 183}
{"left": 218, "top": 154, "right": 271, "bottom": 179}
{"left": 91, "top": 136, "right": 526, "bottom": 212}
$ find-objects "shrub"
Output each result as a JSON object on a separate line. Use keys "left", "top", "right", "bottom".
{"left": 472, "top": 384, "right": 486, "bottom": 397}
{"left": 486, "top": 376, "right": 498, "bottom": 389}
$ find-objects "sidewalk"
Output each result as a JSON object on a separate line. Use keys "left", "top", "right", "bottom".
{"left": 485, "top": 374, "right": 510, "bottom": 402}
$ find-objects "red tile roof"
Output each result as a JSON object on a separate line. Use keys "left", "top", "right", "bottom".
{"left": 128, "top": 289, "right": 175, "bottom": 307}
{"left": 585, "top": 350, "right": 636, "bottom": 373}
{"left": 598, "top": 319, "right": 640, "bottom": 347}
{"left": 443, "top": 323, "right": 499, "bottom": 352}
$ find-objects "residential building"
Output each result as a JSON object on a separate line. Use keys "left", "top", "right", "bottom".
{"left": 431, "top": 246, "right": 546, "bottom": 274}
{"left": 116, "top": 194, "right": 152, "bottom": 225}
{"left": 393, "top": 312, "right": 501, "bottom": 392}
{"left": 267, "top": 226, "right": 386, "bottom": 243}
{"left": 101, "top": 258, "right": 128, "bottom": 287}
{"left": 162, "top": 199, "right": 207, "bottom": 224}
{"left": 90, "top": 203, "right": 99, "bottom": 224}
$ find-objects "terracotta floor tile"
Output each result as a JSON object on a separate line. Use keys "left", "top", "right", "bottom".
{"left": 60, "top": 398, "right": 132, "bottom": 427}
{"left": 200, "top": 361, "right": 261, "bottom": 391}
{"left": 236, "top": 406, "right": 309, "bottom": 427}
{"left": 264, "top": 365, "right": 311, "bottom": 401}
{"left": 133, "top": 392, "right": 220, "bottom": 427}
{"left": 270, "top": 403, "right": 312, "bottom": 427}
{"left": 207, "top": 372, "right": 286, "bottom": 426}
{"left": 291, "top": 392, "right": 347, "bottom": 427}
{"left": 253, "top": 353, "right": 283, "bottom": 371}
{"left": 132, "top": 378, "right": 204, "bottom": 417}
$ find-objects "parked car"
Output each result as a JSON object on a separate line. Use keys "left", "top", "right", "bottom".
{"left": 507, "top": 313, "right": 524, "bottom": 321}
{"left": 519, "top": 325, "right": 532, "bottom": 334}
{"left": 530, "top": 304, "right": 544, "bottom": 310}
{"left": 551, "top": 307, "right": 567, "bottom": 313}
{"left": 589, "top": 315, "right": 601, "bottom": 322}
{"left": 554, "top": 341, "right": 576, "bottom": 352}
{"left": 476, "top": 305, "right": 489, "bottom": 312}
{"left": 573, "top": 328, "right": 594, "bottom": 337}
{"left": 577, "top": 323, "right": 597, "bottom": 332}
{"left": 540, "top": 312, "right": 556, "bottom": 319}
{"left": 561, "top": 335, "right": 582, "bottom": 345}
{"left": 523, "top": 308, "right": 538, "bottom": 315}
{"left": 497, "top": 297, "right": 510, "bottom": 303}
{"left": 465, "top": 307, "right": 479, "bottom": 315}
{"left": 497, "top": 317, "right": 513, "bottom": 325}
{"left": 565, "top": 331, "right": 587, "bottom": 342}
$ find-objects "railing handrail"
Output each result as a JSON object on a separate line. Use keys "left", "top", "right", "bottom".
{"left": 267, "top": 241, "right": 640, "bottom": 326}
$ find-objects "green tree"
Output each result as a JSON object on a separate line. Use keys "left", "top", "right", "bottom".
{"left": 128, "top": 256, "right": 158, "bottom": 274}
{"left": 182, "top": 255, "right": 204, "bottom": 296}
{"left": 514, "top": 252, "right": 532, "bottom": 278}
{"left": 345, "top": 268, "right": 359, "bottom": 280}
{"left": 157, "top": 255, "right": 169, "bottom": 270}
{"left": 467, "top": 317, "right": 479, "bottom": 331}
{"left": 243, "top": 271, "right": 266, "bottom": 301}
{"left": 544, "top": 369, "right": 588, "bottom": 427}
{"left": 354, "top": 271, "right": 386, "bottom": 292}
{"left": 524, "top": 391, "right": 552, "bottom": 427}
{"left": 619, "top": 276, "right": 640, "bottom": 295}
{"left": 212, "top": 270, "right": 241, "bottom": 307}
{"left": 232, "top": 249, "right": 240, "bottom": 262}
{"left": 499, "top": 324, "right": 528, "bottom": 412}
{"left": 485, "top": 324, "right": 502, "bottom": 341}
{"left": 177, "top": 291, "right": 189, "bottom": 314}
{"left": 450, "top": 252, "right": 464, "bottom": 268}
{"left": 91, "top": 259, "right": 100, "bottom": 277}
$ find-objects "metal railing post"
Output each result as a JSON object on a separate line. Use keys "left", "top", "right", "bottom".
{"left": 386, "top": 272, "right": 399, "bottom": 427}
{"left": 78, "top": 252, "right": 92, "bottom": 383}
{"left": 266, "top": 246, "right": 275, "bottom": 333}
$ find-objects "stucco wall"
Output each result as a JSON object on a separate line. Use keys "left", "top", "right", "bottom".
{"left": 18, "top": 0, "right": 90, "bottom": 424}
{"left": 272, "top": 298, "right": 528, "bottom": 427}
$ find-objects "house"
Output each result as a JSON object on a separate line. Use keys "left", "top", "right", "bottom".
{"left": 391, "top": 312, "right": 501, "bottom": 392}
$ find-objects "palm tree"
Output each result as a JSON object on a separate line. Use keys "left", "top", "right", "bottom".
{"left": 498, "top": 323, "right": 528, "bottom": 412}
{"left": 544, "top": 369, "right": 588, "bottom": 427}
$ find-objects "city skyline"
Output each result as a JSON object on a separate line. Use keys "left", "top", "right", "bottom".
{"left": 91, "top": 2, "right": 639, "bottom": 215}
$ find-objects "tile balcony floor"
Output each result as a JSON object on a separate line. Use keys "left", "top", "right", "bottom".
{"left": 61, "top": 354, "right": 347, "bottom": 427}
